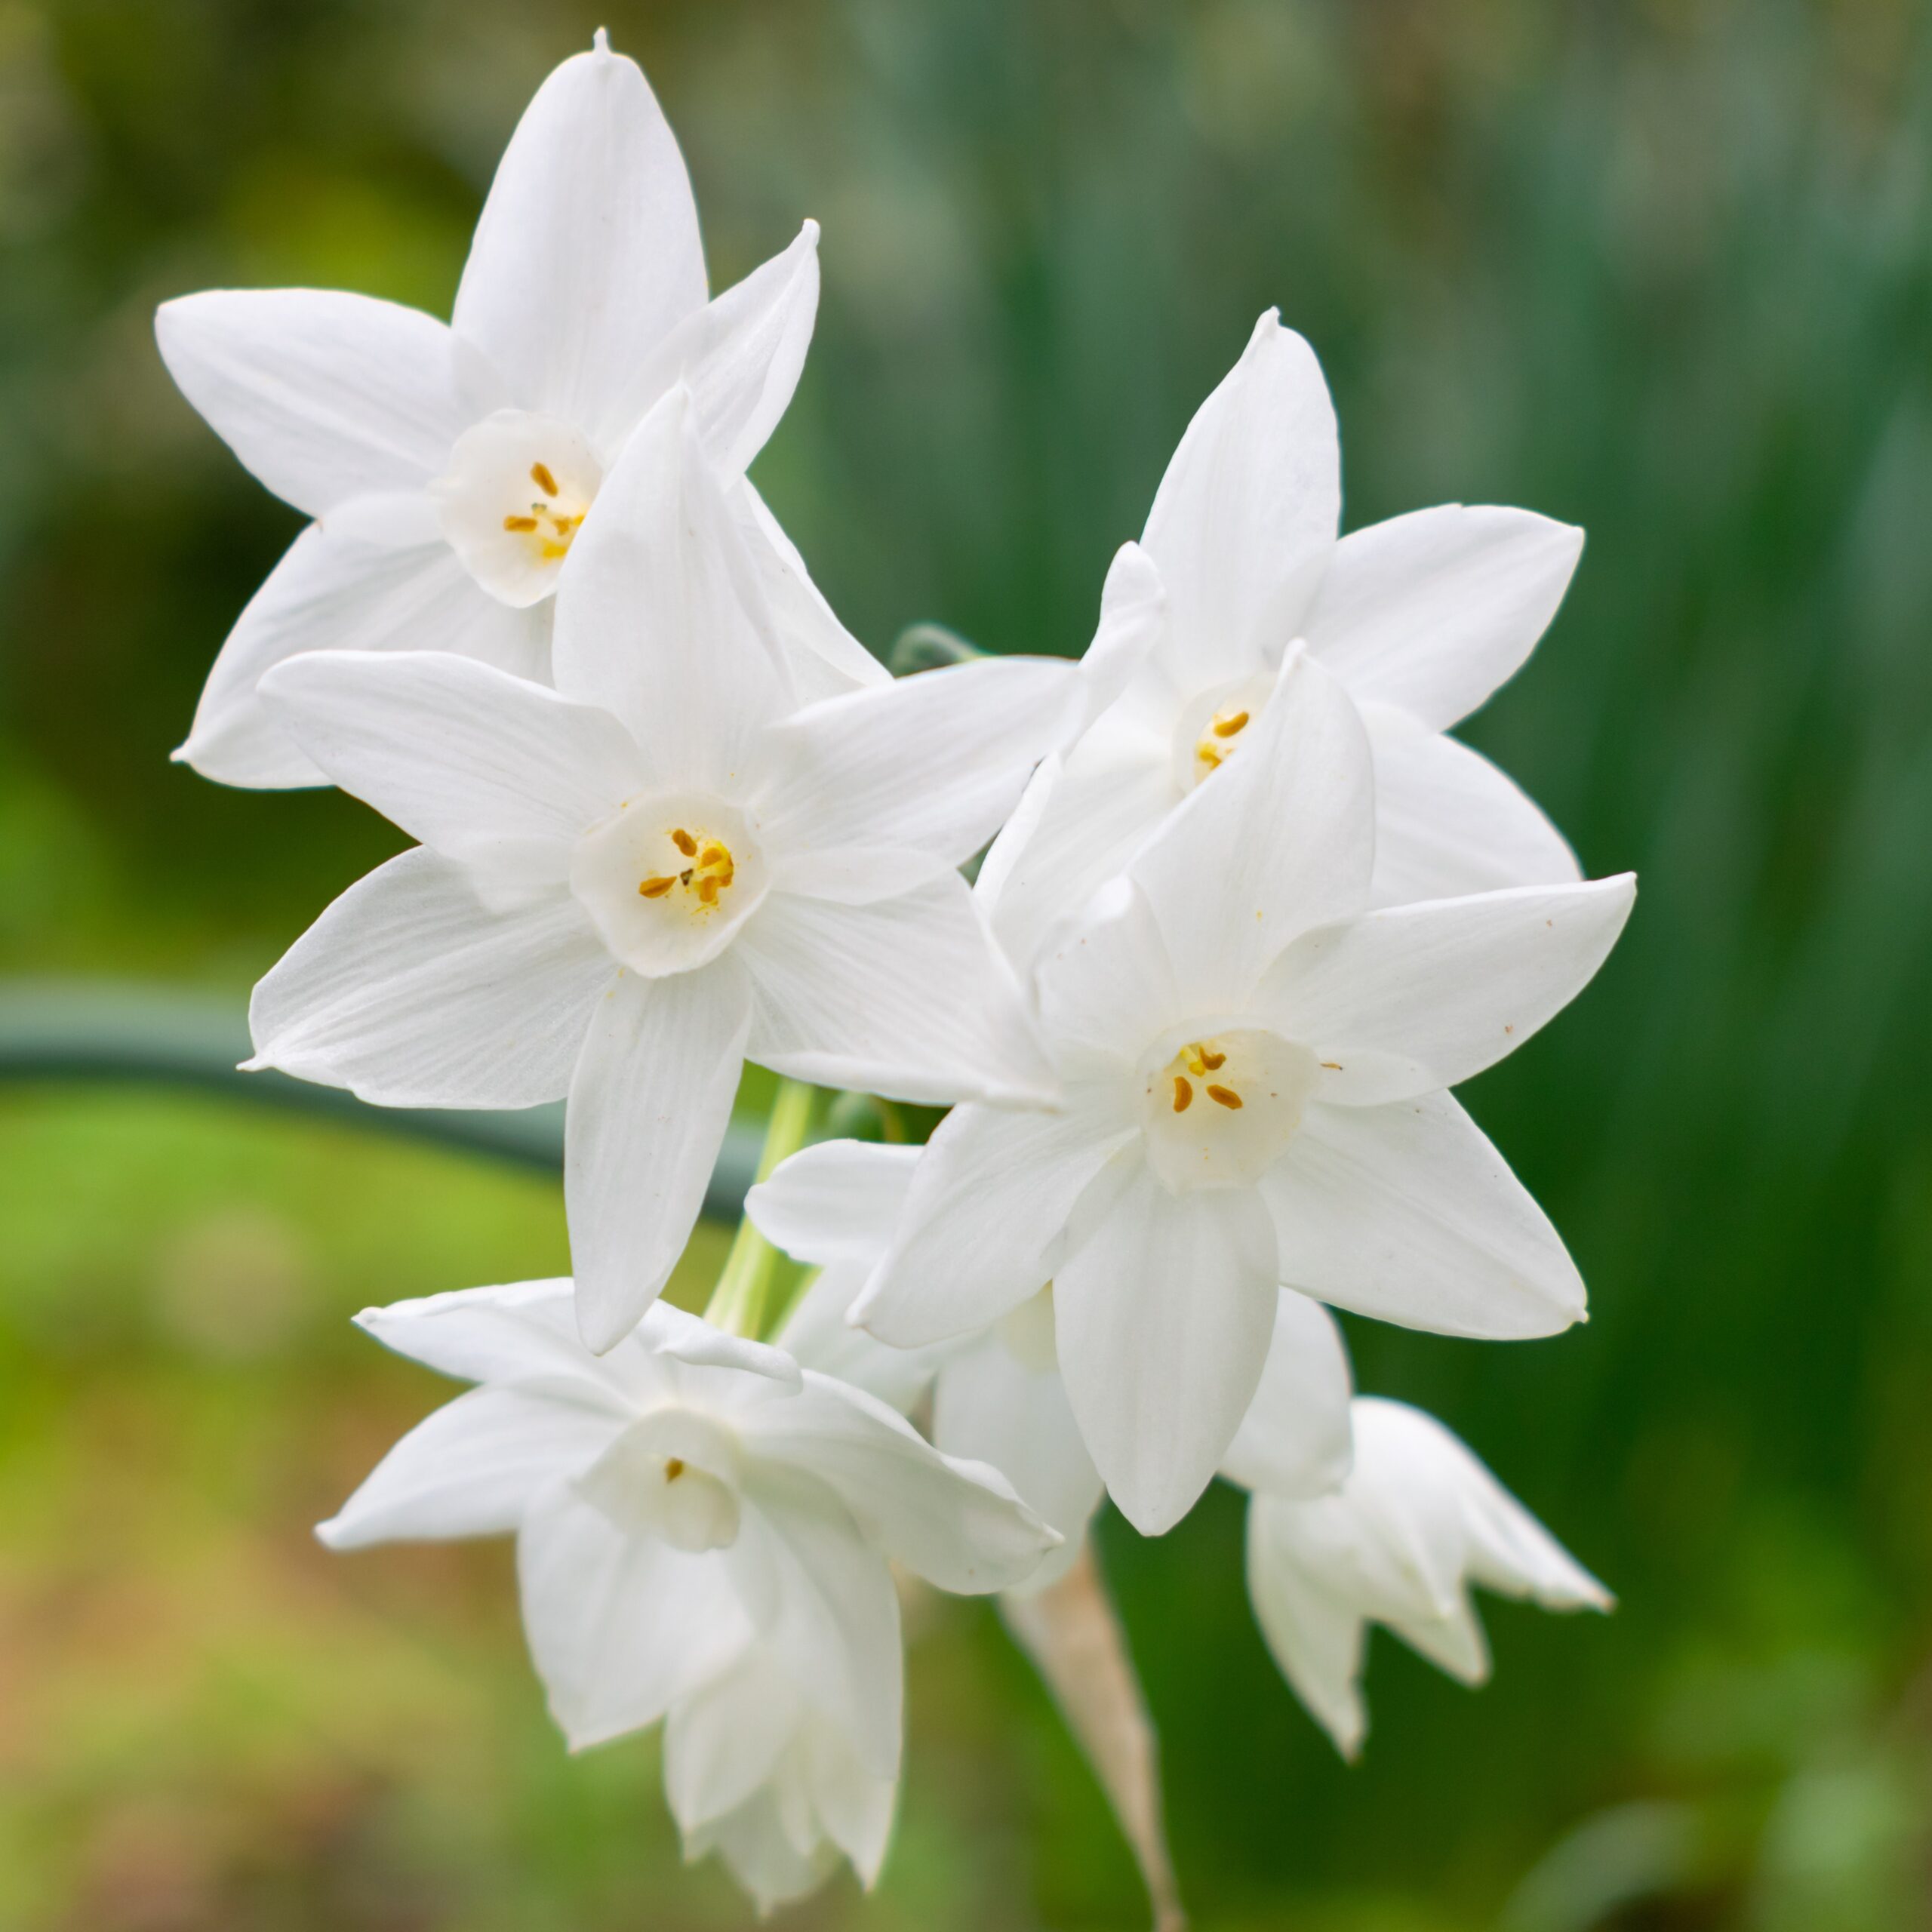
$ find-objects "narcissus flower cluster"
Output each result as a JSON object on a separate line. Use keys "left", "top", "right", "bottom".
{"left": 162, "top": 32, "right": 1631, "bottom": 1918}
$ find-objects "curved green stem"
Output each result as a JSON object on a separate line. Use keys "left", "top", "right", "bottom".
{"left": 703, "top": 1080, "right": 817, "bottom": 1339}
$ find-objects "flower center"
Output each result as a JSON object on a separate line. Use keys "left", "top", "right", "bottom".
{"left": 1138, "top": 1026, "right": 1318, "bottom": 1191}
{"left": 637, "top": 828, "right": 737, "bottom": 910}
{"left": 1170, "top": 672, "right": 1277, "bottom": 794}
{"left": 571, "top": 792, "right": 769, "bottom": 978}
{"left": 432, "top": 408, "right": 603, "bottom": 608}
{"left": 573, "top": 1406, "right": 743, "bottom": 1554}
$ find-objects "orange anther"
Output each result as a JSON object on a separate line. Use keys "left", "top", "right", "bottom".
{"left": 671, "top": 829, "right": 698, "bottom": 857}
{"left": 503, "top": 514, "right": 539, "bottom": 531}
{"left": 1211, "top": 709, "right": 1249, "bottom": 737}
{"left": 1172, "top": 1075, "right": 1193, "bottom": 1112}
{"left": 530, "top": 461, "right": 560, "bottom": 497}
{"left": 1205, "top": 1084, "right": 1242, "bottom": 1109}
{"left": 638, "top": 876, "right": 676, "bottom": 899}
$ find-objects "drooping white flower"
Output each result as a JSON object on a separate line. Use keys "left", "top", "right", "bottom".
{"left": 245, "top": 389, "right": 1099, "bottom": 1350}
{"left": 853, "top": 651, "right": 1635, "bottom": 1534}
{"left": 319, "top": 1281, "right": 1057, "bottom": 1907}
{"left": 1244, "top": 1396, "right": 1610, "bottom": 1758}
{"left": 750, "top": 1135, "right": 1355, "bottom": 1583}
{"left": 158, "top": 32, "right": 823, "bottom": 789}
{"left": 986, "top": 309, "right": 1589, "bottom": 968}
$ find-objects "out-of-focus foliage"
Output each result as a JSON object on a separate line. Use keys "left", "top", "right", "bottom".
{"left": 3, "top": 0, "right": 1932, "bottom": 1924}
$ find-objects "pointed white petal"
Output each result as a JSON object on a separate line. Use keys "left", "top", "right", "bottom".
{"left": 1302, "top": 506, "right": 1584, "bottom": 732}
{"left": 1129, "top": 652, "right": 1374, "bottom": 1007}
{"left": 803, "top": 1715, "right": 897, "bottom": 1884}
{"left": 728, "top": 1475, "right": 903, "bottom": 1776}
{"left": 1054, "top": 1171, "right": 1279, "bottom": 1535}
{"left": 746, "top": 1140, "right": 919, "bottom": 1267}
{"left": 318, "top": 1385, "right": 625, "bottom": 1547}
{"left": 1364, "top": 704, "right": 1583, "bottom": 907}
{"left": 1244, "top": 1497, "right": 1371, "bottom": 1757}
{"left": 932, "top": 1329, "right": 1102, "bottom": 1589}
{"left": 518, "top": 1486, "right": 752, "bottom": 1750}
{"left": 1254, "top": 875, "right": 1635, "bottom": 1106}
{"left": 452, "top": 38, "right": 706, "bottom": 435}
{"left": 663, "top": 1646, "right": 801, "bottom": 1832}
{"left": 645, "top": 1301, "right": 804, "bottom": 1391}
{"left": 1141, "top": 310, "right": 1339, "bottom": 685}
{"left": 1259, "top": 1093, "right": 1586, "bottom": 1338}
{"left": 178, "top": 528, "right": 546, "bottom": 790}
{"left": 566, "top": 960, "right": 752, "bottom": 1353}
{"left": 156, "top": 290, "right": 494, "bottom": 516}
{"left": 737, "top": 878, "right": 1056, "bottom": 1106}
{"left": 735, "top": 483, "right": 890, "bottom": 697}
{"left": 349, "top": 1278, "right": 653, "bottom": 1405}
{"left": 1074, "top": 541, "right": 1168, "bottom": 732}
{"left": 688, "top": 1788, "right": 838, "bottom": 1912}
{"left": 260, "top": 651, "right": 645, "bottom": 881}
{"left": 854, "top": 1093, "right": 1138, "bottom": 1347}
{"left": 604, "top": 223, "right": 821, "bottom": 472}
{"left": 740, "top": 1371, "right": 1058, "bottom": 1592}
{"left": 248, "top": 848, "right": 612, "bottom": 1107}
{"left": 1219, "top": 1291, "right": 1355, "bottom": 1499}
{"left": 549, "top": 389, "right": 795, "bottom": 776}
{"left": 756, "top": 654, "right": 1085, "bottom": 888}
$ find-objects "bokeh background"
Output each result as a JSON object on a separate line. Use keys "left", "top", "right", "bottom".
{"left": 3, "top": 0, "right": 1931, "bottom": 1925}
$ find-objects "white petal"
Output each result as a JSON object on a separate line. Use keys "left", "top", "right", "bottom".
{"left": 451, "top": 38, "right": 706, "bottom": 438}
{"left": 1034, "top": 877, "right": 1184, "bottom": 1067}
{"left": 549, "top": 389, "right": 796, "bottom": 777}
{"left": 735, "top": 483, "right": 889, "bottom": 698}
{"left": 1254, "top": 875, "right": 1635, "bottom": 1106}
{"left": 740, "top": 1371, "right": 1059, "bottom": 1593}
{"left": 746, "top": 1140, "right": 919, "bottom": 1267}
{"left": 350, "top": 1278, "right": 653, "bottom": 1405}
{"left": 1364, "top": 704, "right": 1583, "bottom": 908}
{"left": 1259, "top": 1092, "right": 1586, "bottom": 1338}
{"left": 318, "top": 1385, "right": 625, "bottom": 1547}
{"left": 1054, "top": 1171, "right": 1279, "bottom": 1535}
{"left": 566, "top": 959, "right": 752, "bottom": 1353}
{"left": 646, "top": 1300, "right": 804, "bottom": 1391}
{"left": 1244, "top": 1496, "right": 1370, "bottom": 1757}
{"left": 737, "top": 878, "right": 1055, "bottom": 1106}
{"left": 1219, "top": 1291, "right": 1355, "bottom": 1498}
{"left": 932, "top": 1332, "right": 1102, "bottom": 1589}
{"left": 980, "top": 724, "right": 1176, "bottom": 974}
{"left": 260, "top": 650, "right": 645, "bottom": 881}
{"left": 602, "top": 223, "right": 821, "bottom": 472}
{"left": 156, "top": 290, "right": 494, "bottom": 516}
{"left": 247, "top": 848, "right": 612, "bottom": 1107}
{"left": 1074, "top": 541, "right": 1168, "bottom": 734}
{"left": 1302, "top": 506, "right": 1584, "bottom": 733}
{"left": 755, "top": 655, "right": 1086, "bottom": 891}
{"left": 728, "top": 1476, "right": 903, "bottom": 1776}
{"left": 518, "top": 1485, "right": 752, "bottom": 1750}
{"left": 774, "top": 1265, "right": 949, "bottom": 1415}
{"left": 1141, "top": 310, "right": 1339, "bottom": 685}
{"left": 178, "top": 529, "right": 546, "bottom": 790}
{"left": 1129, "top": 652, "right": 1374, "bottom": 1008}
{"left": 802, "top": 1715, "right": 897, "bottom": 1884}
{"left": 688, "top": 1788, "right": 838, "bottom": 1912}
{"left": 853, "top": 1093, "right": 1138, "bottom": 1346}
{"left": 663, "top": 1646, "right": 801, "bottom": 1832}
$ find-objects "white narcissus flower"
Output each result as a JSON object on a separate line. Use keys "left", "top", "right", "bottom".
{"left": 159, "top": 32, "right": 823, "bottom": 789}
{"left": 749, "top": 1136, "right": 1355, "bottom": 1586}
{"left": 320, "top": 1283, "right": 1058, "bottom": 1909}
{"left": 1245, "top": 1397, "right": 1610, "bottom": 1758}
{"left": 853, "top": 651, "right": 1635, "bottom": 1535}
{"left": 245, "top": 389, "right": 1095, "bottom": 1351}
{"left": 987, "top": 309, "right": 1589, "bottom": 968}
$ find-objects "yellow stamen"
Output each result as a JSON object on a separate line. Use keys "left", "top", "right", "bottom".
{"left": 665, "top": 1457, "right": 685, "bottom": 1481}
{"left": 1206, "top": 1084, "right": 1242, "bottom": 1110}
{"left": 671, "top": 829, "right": 698, "bottom": 857}
{"left": 503, "top": 514, "right": 538, "bottom": 531}
{"left": 697, "top": 878, "right": 720, "bottom": 906}
{"left": 638, "top": 875, "right": 676, "bottom": 899}
{"left": 1172, "top": 1075, "right": 1194, "bottom": 1112}
{"left": 530, "top": 460, "right": 560, "bottom": 497}
{"left": 1211, "top": 709, "right": 1249, "bottom": 738}
{"left": 1198, "top": 1048, "right": 1226, "bottom": 1070}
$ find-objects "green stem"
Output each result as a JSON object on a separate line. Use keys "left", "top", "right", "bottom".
{"left": 703, "top": 1080, "right": 816, "bottom": 1339}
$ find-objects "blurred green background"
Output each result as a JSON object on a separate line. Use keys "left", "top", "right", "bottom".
{"left": 4, "top": 0, "right": 1931, "bottom": 1925}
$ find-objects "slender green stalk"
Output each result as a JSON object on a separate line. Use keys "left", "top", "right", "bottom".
{"left": 703, "top": 1080, "right": 816, "bottom": 1339}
